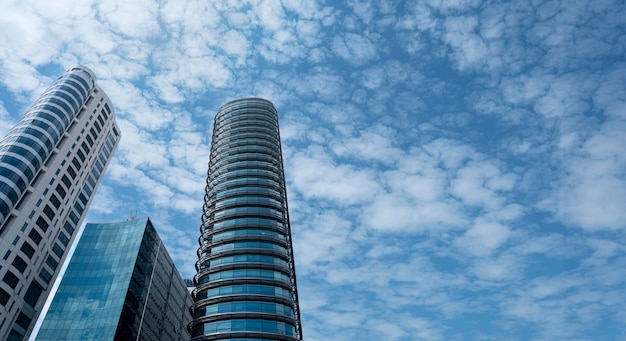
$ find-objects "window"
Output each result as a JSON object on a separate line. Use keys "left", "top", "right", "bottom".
{"left": 74, "top": 201, "right": 84, "bottom": 215}
{"left": 12, "top": 256, "right": 27, "bottom": 273}
{"left": 0, "top": 287, "right": 9, "bottom": 306}
{"left": 61, "top": 175, "right": 71, "bottom": 188}
{"left": 28, "top": 229, "right": 42, "bottom": 245}
{"left": 83, "top": 183, "right": 92, "bottom": 197}
{"left": 63, "top": 221, "right": 74, "bottom": 235}
{"left": 20, "top": 242, "right": 35, "bottom": 258}
{"left": 77, "top": 149, "right": 86, "bottom": 162}
{"left": 8, "top": 329, "right": 25, "bottom": 341}
{"left": 24, "top": 282, "right": 43, "bottom": 307}
{"left": 49, "top": 194, "right": 61, "bottom": 209}
{"left": 87, "top": 175, "right": 96, "bottom": 189}
{"left": 69, "top": 211, "right": 79, "bottom": 225}
{"left": 35, "top": 216, "right": 49, "bottom": 232}
{"left": 58, "top": 231, "right": 69, "bottom": 246}
{"left": 43, "top": 204, "right": 55, "bottom": 221}
{"left": 39, "top": 268, "right": 52, "bottom": 284}
{"left": 55, "top": 184, "right": 66, "bottom": 198}
{"left": 81, "top": 141, "right": 90, "bottom": 155}
{"left": 72, "top": 157, "right": 81, "bottom": 170}
{"left": 2, "top": 271, "right": 19, "bottom": 289}
{"left": 66, "top": 165, "right": 77, "bottom": 179}
{"left": 78, "top": 192, "right": 88, "bottom": 206}
{"left": 15, "top": 312, "right": 32, "bottom": 330}
{"left": 46, "top": 255, "right": 58, "bottom": 271}
{"left": 52, "top": 243, "right": 63, "bottom": 258}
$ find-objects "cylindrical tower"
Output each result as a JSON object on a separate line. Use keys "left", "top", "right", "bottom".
{"left": 191, "top": 98, "right": 302, "bottom": 340}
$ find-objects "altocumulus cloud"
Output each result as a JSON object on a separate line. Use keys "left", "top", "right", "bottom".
{"left": 1, "top": 0, "right": 625, "bottom": 340}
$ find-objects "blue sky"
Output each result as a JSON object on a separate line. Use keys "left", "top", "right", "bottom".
{"left": 1, "top": 0, "right": 625, "bottom": 340}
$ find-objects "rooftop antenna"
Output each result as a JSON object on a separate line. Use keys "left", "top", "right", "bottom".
{"left": 129, "top": 210, "right": 137, "bottom": 221}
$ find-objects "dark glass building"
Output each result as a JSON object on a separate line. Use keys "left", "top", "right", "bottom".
{"left": 0, "top": 66, "right": 120, "bottom": 339}
{"left": 32, "top": 217, "right": 193, "bottom": 341}
{"left": 191, "top": 98, "right": 302, "bottom": 340}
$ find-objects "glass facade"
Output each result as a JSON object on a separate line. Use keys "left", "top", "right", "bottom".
{"left": 33, "top": 218, "right": 193, "bottom": 341}
{"left": 191, "top": 98, "right": 302, "bottom": 340}
{"left": 0, "top": 66, "right": 121, "bottom": 339}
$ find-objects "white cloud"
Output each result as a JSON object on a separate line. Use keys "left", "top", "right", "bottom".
{"left": 331, "top": 33, "right": 378, "bottom": 65}
{"left": 456, "top": 221, "right": 510, "bottom": 257}
{"left": 97, "top": 0, "right": 160, "bottom": 39}
{"left": 287, "top": 148, "right": 382, "bottom": 206}
{"left": 220, "top": 30, "right": 250, "bottom": 59}
{"left": 451, "top": 160, "right": 516, "bottom": 210}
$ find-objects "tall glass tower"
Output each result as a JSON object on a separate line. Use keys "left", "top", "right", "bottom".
{"left": 191, "top": 98, "right": 302, "bottom": 340}
{"left": 33, "top": 218, "right": 193, "bottom": 341}
{"left": 0, "top": 66, "right": 120, "bottom": 340}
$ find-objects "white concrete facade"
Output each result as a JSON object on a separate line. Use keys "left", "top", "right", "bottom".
{"left": 0, "top": 66, "right": 120, "bottom": 340}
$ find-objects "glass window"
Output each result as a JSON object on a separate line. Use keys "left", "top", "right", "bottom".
{"left": 39, "top": 268, "right": 52, "bottom": 284}
{"left": 0, "top": 287, "right": 9, "bottom": 306}
{"left": 55, "top": 183, "right": 67, "bottom": 198}
{"left": 49, "top": 193, "right": 61, "bottom": 209}
{"left": 15, "top": 312, "right": 32, "bottom": 330}
{"left": 63, "top": 221, "right": 74, "bottom": 235}
{"left": 78, "top": 192, "right": 88, "bottom": 206}
{"left": 43, "top": 204, "right": 55, "bottom": 220}
{"left": 12, "top": 255, "right": 28, "bottom": 273}
{"left": 3, "top": 270, "right": 20, "bottom": 289}
{"left": 196, "top": 301, "right": 294, "bottom": 318}
{"left": 61, "top": 174, "right": 71, "bottom": 188}
{"left": 46, "top": 255, "right": 59, "bottom": 270}
{"left": 28, "top": 228, "right": 42, "bottom": 245}
{"left": 209, "top": 241, "right": 286, "bottom": 254}
{"left": 35, "top": 216, "right": 49, "bottom": 232}
{"left": 193, "top": 319, "right": 295, "bottom": 337}
{"left": 52, "top": 243, "right": 63, "bottom": 258}
{"left": 58, "top": 231, "right": 69, "bottom": 246}
{"left": 66, "top": 165, "right": 77, "bottom": 179}
{"left": 211, "top": 228, "right": 285, "bottom": 242}
{"left": 20, "top": 242, "right": 35, "bottom": 258}
{"left": 74, "top": 201, "right": 84, "bottom": 215}
{"left": 24, "top": 282, "right": 43, "bottom": 307}
{"left": 76, "top": 149, "right": 86, "bottom": 162}
{"left": 208, "top": 254, "right": 288, "bottom": 268}
{"left": 81, "top": 141, "right": 90, "bottom": 155}
{"left": 72, "top": 157, "right": 81, "bottom": 170}
{"left": 69, "top": 210, "right": 79, "bottom": 225}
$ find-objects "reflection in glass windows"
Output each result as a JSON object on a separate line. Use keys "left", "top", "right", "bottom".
{"left": 192, "top": 98, "right": 302, "bottom": 340}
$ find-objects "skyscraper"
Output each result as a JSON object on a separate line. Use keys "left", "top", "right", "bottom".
{"left": 191, "top": 98, "right": 302, "bottom": 340}
{"left": 32, "top": 217, "right": 193, "bottom": 341}
{"left": 0, "top": 66, "right": 120, "bottom": 340}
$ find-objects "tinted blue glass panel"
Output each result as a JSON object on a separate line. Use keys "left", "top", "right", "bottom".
{"left": 193, "top": 319, "right": 295, "bottom": 337}
{"left": 35, "top": 219, "right": 146, "bottom": 340}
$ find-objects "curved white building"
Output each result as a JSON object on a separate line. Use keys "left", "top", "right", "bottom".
{"left": 0, "top": 66, "right": 120, "bottom": 340}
